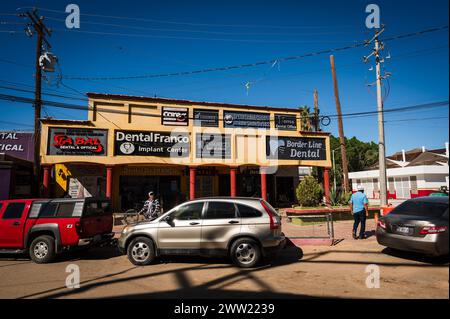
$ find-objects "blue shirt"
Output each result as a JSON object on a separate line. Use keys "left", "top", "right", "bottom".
{"left": 349, "top": 192, "right": 369, "bottom": 213}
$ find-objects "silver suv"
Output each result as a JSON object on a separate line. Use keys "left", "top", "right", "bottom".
{"left": 118, "top": 197, "right": 286, "bottom": 268}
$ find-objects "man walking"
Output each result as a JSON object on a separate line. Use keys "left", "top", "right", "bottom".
{"left": 349, "top": 185, "right": 369, "bottom": 239}
{"left": 139, "top": 191, "right": 162, "bottom": 220}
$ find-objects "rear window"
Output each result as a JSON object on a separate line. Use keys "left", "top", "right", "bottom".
{"left": 84, "top": 201, "right": 112, "bottom": 217}
{"left": 204, "top": 202, "right": 237, "bottom": 219}
{"left": 391, "top": 200, "right": 449, "bottom": 218}
{"left": 237, "top": 204, "right": 262, "bottom": 218}
{"left": 2, "top": 203, "right": 25, "bottom": 219}
{"left": 37, "top": 201, "right": 79, "bottom": 218}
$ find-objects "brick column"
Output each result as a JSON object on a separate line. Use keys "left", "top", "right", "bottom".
{"left": 324, "top": 167, "right": 330, "bottom": 205}
{"left": 189, "top": 166, "right": 196, "bottom": 200}
{"left": 230, "top": 167, "right": 237, "bottom": 197}
{"left": 42, "top": 165, "right": 52, "bottom": 198}
{"left": 106, "top": 166, "right": 113, "bottom": 199}
{"left": 260, "top": 166, "right": 267, "bottom": 201}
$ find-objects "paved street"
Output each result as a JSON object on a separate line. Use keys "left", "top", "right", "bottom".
{"left": 0, "top": 220, "right": 447, "bottom": 299}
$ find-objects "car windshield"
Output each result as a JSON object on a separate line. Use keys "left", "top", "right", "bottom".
{"left": 390, "top": 200, "right": 449, "bottom": 218}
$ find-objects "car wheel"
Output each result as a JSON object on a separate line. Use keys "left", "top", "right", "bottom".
{"left": 29, "top": 235, "right": 56, "bottom": 264}
{"left": 230, "top": 238, "right": 261, "bottom": 268}
{"left": 127, "top": 237, "right": 155, "bottom": 266}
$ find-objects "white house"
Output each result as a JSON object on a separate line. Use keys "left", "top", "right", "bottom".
{"left": 349, "top": 144, "right": 449, "bottom": 200}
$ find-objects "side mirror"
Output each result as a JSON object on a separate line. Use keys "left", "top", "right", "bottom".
{"left": 163, "top": 215, "right": 173, "bottom": 224}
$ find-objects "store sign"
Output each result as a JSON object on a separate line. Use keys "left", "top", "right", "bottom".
{"left": 161, "top": 107, "right": 189, "bottom": 126}
{"left": 275, "top": 114, "right": 297, "bottom": 131}
{"left": 114, "top": 130, "right": 189, "bottom": 157}
{"left": 193, "top": 109, "right": 219, "bottom": 127}
{"left": 223, "top": 110, "right": 270, "bottom": 129}
{"left": 47, "top": 128, "right": 107, "bottom": 156}
{"left": 0, "top": 131, "right": 34, "bottom": 161}
{"left": 266, "top": 136, "right": 326, "bottom": 160}
{"left": 196, "top": 133, "right": 231, "bottom": 159}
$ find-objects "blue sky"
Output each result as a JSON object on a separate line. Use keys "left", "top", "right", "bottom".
{"left": 0, "top": 0, "right": 448, "bottom": 154}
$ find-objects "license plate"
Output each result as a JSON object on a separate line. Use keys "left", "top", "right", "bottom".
{"left": 396, "top": 226, "right": 411, "bottom": 235}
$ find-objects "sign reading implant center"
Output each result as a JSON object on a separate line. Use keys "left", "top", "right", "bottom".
{"left": 266, "top": 136, "right": 326, "bottom": 160}
{"left": 114, "top": 130, "right": 189, "bottom": 157}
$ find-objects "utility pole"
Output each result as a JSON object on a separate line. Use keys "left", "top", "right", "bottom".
{"left": 19, "top": 9, "right": 52, "bottom": 196}
{"left": 329, "top": 55, "right": 349, "bottom": 192}
{"left": 313, "top": 88, "right": 320, "bottom": 132}
{"left": 363, "top": 27, "right": 390, "bottom": 206}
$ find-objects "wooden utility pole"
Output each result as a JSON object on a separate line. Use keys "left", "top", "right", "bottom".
{"left": 313, "top": 88, "right": 320, "bottom": 132}
{"left": 330, "top": 55, "right": 349, "bottom": 192}
{"left": 21, "top": 10, "right": 52, "bottom": 196}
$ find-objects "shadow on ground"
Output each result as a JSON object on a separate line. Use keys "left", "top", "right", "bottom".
{"left": 381, "top": 247, "right": 449, "bottom": 265}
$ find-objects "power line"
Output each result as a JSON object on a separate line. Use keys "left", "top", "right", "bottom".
{"left": 60, "top": 25, "right": 449, "bottom": 81}
{"left": 0, "top": 92, "right": 447, "bottom": 121}
{"left": 18, "top": 7, "right": 356, "bottom": 30}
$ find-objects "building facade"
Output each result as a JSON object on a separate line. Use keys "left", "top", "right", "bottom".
{"left": 40, "top": 93, "right": 332, "bottom": 211}
{"left": 349, "top": 146, "right": 449, "bottom": 200}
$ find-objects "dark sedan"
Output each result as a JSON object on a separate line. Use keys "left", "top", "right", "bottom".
{"left": 376, "top": 197, "right": 449, "bottom": 257}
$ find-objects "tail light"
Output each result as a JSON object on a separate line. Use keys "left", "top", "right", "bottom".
{"left": 378, "top": 220, "right": 386, "bottom": 230}
{"left": 419, "top": 226, "right": 448, "bottom": 235}
{"left": 75, "top": 221, "right": 82, "bottom": 235}
{"left": 260, "top": 200, "right": 279, "bottom": 230}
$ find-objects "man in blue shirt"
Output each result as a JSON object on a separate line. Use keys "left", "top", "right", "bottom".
{"left": 349, "top": 185, "right": 369, "bottom": 239}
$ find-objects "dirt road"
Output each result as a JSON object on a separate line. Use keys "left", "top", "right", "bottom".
{"left": 0, "top": 237, "right": 447, "bottom": 299}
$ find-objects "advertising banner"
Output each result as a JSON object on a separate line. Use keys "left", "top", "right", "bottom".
{"left": 275, "top": 114, "right": 297, "bottom": 131}
{"left": 114, "top": 130, "right": 190, "bottom": 157}
{"left": 161, "top": 107, "right": 189, "bottom": 126}
{"left": 266, "top": 136, "right": 327, "bottom": 160}
{"left": 193, "top": 109, "right": 219, "bottom": 127}
{"left": 47, "top": 128, "right": 107, "bottom": 156}
{"left": 195, "top": 133, "right": 231, "bottom": 159}
{"left": 223, "top": 110, "right": 270, "bottom": 129}
{"left": 0, "top": 131, "right": 34, "bottom": 161}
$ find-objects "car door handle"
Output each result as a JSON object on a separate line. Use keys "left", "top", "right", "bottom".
{"left": 228, "top": 220, "right": 239, "bottom": 224}
{"left": 189, "top": 222, "right": 200, "bottom": 225}
{"left": 12, "top": 222, "right": 20, "bottom": 226}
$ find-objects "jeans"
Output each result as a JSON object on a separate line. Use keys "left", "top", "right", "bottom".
{"left": 353, "top": 210, "right": 366, "bottom": 238}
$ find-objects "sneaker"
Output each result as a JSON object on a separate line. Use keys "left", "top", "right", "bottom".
{"left": 359, "top": 234, "right": 366, "bottom": 240}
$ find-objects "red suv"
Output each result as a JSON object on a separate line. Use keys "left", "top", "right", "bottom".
{"left": 0, "top": 198, "right": 114, "bottom": 263}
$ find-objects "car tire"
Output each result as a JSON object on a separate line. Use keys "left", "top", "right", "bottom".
{"left": 127, "top": 236, "right": 155, "bottom": 266}
{"left": 29, "top": 235, "right": 56, "bottom": 264}
{"left": 230, "top": 238, "right": 261, "bottom": 268}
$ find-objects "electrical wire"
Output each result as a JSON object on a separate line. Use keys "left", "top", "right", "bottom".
{"left": 59, "top": 25, "right": 449, "bottom": 81}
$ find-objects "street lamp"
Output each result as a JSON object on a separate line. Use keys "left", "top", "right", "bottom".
{"left": 332, "top": 147, "right": 340, "bottom": 191}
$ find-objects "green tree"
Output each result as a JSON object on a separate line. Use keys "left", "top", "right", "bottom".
{"left": 299, "top": 105, "right": 312, "bottom": 131}
{"left": 296, "top": 176, "right": 324, "bottom": 207}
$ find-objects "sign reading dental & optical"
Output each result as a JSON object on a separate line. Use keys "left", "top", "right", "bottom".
{"left": 47, "top": 127, "right": 107, "bottom": 156}
{"left": 161, "top": 107, "right": 189, "bottom": 126}
{"left": 223, "top": 110, "right": 270, "bottom": 129}
{"left": 114, "top": 130, "right": 189, "bottom": 157}
{"left": 266, "top": 136, "right": 326, "bottom": 160}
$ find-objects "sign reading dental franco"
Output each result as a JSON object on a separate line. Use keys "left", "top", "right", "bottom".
{"left": 114, "top": 130, "right": 189, "bottom": 157}
{"left": 223, "top": 110, "right": 270, "bottom": 129}
{"left": 161, "top": 107, "right": 189, "bottom": 126}
{"left": 266, "top": 136, "right": 327, "bottom": 161}
{"left": 47, "top": 127, "right": 107, "bottom": 156}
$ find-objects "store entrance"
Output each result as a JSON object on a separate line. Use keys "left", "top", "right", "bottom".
{"left": 119, "top": 175, "right": 181, "bottom": 212}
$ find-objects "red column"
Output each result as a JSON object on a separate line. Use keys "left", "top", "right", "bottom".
{"left": 106, "top": 166, "right": 113, "bottom": 199}
{"left": 189, "top": 166, "right": 196, "bottom": 200}
{"left": 42, "top": 165, "right": 52, "bottom": 198}
{"left": 230, "top": 167, "right": 237, "bottom": 197}
{"left": 260, "top": 166, "right": 267, "bottom": 201}
{"left": 324, "top": 167, "right": 330, "bottom": 205}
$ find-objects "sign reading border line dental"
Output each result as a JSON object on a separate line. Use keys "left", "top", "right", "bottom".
{"left": 161, "top": 107, "right": 189, "bottom": 126}
{"left": 47, "top": 127, "right": 107, "bottom": 156}
{"left": 266, "top": 136, "right": 326, "bottom": 161}
{"left": 223, "top": 110, "right": 270, "bottom": 129}
{"left": 114, "top": 130, "right": 189, "bottom": 157}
